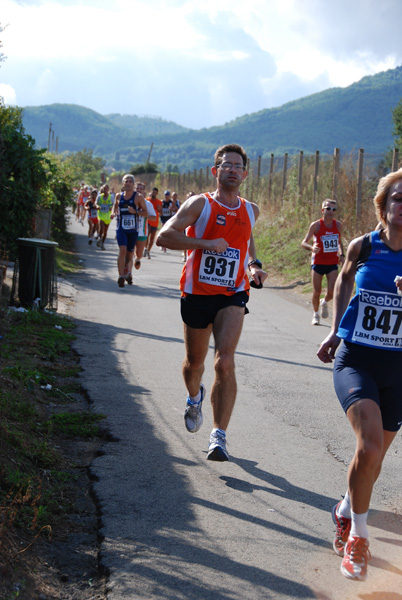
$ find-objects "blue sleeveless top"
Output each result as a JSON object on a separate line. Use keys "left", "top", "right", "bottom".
{"left": 338, "top": 230, "right": 402, "bottom": 351}
{"left": 117, "top": 192, "right": 138, "bottom": 232}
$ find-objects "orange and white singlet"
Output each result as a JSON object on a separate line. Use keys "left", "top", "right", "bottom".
{"left": 312, "top": 219, "right": 341, "bottom": 266}
{"left": 180, "top": 192, "right": 255, "bottom": 295}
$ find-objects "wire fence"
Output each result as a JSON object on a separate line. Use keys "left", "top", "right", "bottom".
{"left": 155, "top": 147, "right": 400, "bottom": 216}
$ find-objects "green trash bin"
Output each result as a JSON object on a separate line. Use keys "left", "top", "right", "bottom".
{"left": 13, "top": 238, "right": 58, "bottom": 309}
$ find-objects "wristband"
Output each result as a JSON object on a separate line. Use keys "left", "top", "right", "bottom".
{"left": 248, "top": 259, "right": 262, "bottom": 269}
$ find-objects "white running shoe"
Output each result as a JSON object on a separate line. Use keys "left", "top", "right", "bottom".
{"left": 207, "top": 429, "right": 229, "bottom": 462}
{"left": 320, "top": 299, "right": 329, "bottom": 319}
{"left": 184, "top": 384, "right": 205, "bottom": 433}
{"left": 311, "top": 314, "right": 320, "bottom": 325}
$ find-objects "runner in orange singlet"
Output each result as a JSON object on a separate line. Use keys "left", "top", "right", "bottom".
{"left": 156, "top": 144, "right": 267, "bottom": 461}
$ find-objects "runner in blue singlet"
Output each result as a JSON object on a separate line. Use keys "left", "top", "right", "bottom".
{"left": 317, "top": 168, "right": 402, "bottom": 582}
{"left": 111, "top": 174, "right": 148, "bottom": 288}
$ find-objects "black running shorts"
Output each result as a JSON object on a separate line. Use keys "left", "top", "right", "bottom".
{"left": 334, "top": 341, "right": 402, "bottom": 431}
{"left": 311, "top": 264, "right": 338, "bottom": 276}
{"left": 181, "top": 292, "right": 249, "bottom": 329}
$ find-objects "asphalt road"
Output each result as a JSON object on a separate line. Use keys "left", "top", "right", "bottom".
{"left": 68, "top": 214, "right": 402, "bottom": 600}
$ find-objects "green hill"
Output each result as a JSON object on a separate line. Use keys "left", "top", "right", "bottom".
{"left": 21, "top": 103, "right": 132, "bottom": 153}
{"left": 21, "top": 65, "right": 402, "bottom": 171}
{"left": 105, "top": 113, "right": 190, "bottom": 136}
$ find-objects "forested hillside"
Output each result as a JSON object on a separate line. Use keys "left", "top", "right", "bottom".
{"left": 21, "top": 65, "right": 402, "bottom": 172}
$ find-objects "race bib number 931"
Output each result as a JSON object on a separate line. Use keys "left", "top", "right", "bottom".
{"left": 199, "top": 247, "right": 240, "bottom": 287}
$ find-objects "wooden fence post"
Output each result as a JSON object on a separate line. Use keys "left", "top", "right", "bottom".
{"left": 313, "top": 150, "right": 320, "bottom": 204}
{"left": 356, "top": 148, "right": 364, "bottom": 218}
{"left": 332, "top": 148, "right": 340, "bottom": 201}
{"left": 298, "top": 150, "right": 303, "bottom": 195}
{"left": 282, "top": 153, "right": 288, "bottom": 201}
{"left": 205, "top": 166, "right": 209, "bottom": 185}
{"left": 268, "top": 154, "right": 274, "bottom": 202}
{"left": 246, "top": 158, "right": 252, "bottom": 200}
{"left": 257, "top": 156, "right": 261, "bottom": 187}
{"left": 392, "top": 148, "right": 400, "bottom": 172}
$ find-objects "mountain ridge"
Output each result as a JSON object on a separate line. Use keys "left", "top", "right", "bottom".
{"left": 21, "top": 65, "right": 402, "bottom": 171}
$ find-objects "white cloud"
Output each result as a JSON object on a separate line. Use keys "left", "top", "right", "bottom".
{"left": 1, "top": 0, "right": 402, "bottom": 128}
{"left": 2, "top": 0, "right": 205, "bottom": 61}
{"left": 34, "top": 68, "right": 57, "bottom": 99}
{"left": 0, "top": 83, "right": 17, "bottom": 104}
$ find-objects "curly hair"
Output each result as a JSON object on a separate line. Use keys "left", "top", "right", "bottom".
{"left": 374, "top": 168, "right": 402, "bottom": 225}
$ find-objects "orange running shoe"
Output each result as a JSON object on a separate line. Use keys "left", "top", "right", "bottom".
{"left": 332, "top": 502, "right": 351, "bottom": 556}
{"left": 341, "top": 536, "right": 371, "bottom": 581}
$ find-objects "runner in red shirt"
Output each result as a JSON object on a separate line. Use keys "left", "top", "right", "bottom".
{"left": 301, "top": 199, "right": 345, "bottom": 325}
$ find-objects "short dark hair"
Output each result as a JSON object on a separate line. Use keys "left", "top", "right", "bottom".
{"left": 214, "top": 144, "right": 248, "bottom": 168}
{"left": 152, "top": 187, "right": 158, "bottom": 192}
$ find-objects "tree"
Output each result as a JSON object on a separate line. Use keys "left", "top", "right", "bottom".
{"left": 392, "top": 98, "right": 402, "bottom": 153}
{"left": 0, "top": 100, "right": 76, "bottom": 256}
{"left": 130, "top": 161, "right": 159, "bottom": 175}
{"left": 0, "top": 23, "right": 7, "bottom": 65}
{"left": 63, "top": 148, "right": 105, "bottom": 186}
{"left": 0, "top": 100, "right": 51, "bottom": 256}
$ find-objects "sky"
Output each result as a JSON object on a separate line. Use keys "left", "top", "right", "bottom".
{"left": 1, "top": 0, "right": 402, "bottom": 130}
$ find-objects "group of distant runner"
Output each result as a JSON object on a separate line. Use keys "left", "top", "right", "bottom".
{"left": 75, "top": 183, "right": 116, "bottom": 250}
{"left": 75, "top": 144, "right": 402, "bottom": 585}
{"left": 74, "top": 178, "right": 191, "bottom": 287}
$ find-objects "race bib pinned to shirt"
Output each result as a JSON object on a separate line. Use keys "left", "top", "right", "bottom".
{"left": 198, "top": 247, "right": 240, "bottom": 288}
{"left": 122, "top": 215, "right": 136, "bottom": 230}
{"left": 321, "top": 233, "right": 339, "bottom": 253}
{"left": 352, "top": 288, "right": 402, "bottom": 349}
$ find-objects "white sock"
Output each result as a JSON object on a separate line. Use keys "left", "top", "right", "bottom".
{"left": 321, "top": 299, "right": 327, "bottom": 305}
{"left": 189, "top": 388, "right": 202, "bottom": 404}
{"left": 338, "top": 490, "right": 351, "bottom": 518}
{"left": 350, "top": 510, "right": 369, "bottom": 539}
{"left": 313, "top": 311, "right": 319, "bottom": 317}
{"left": 212, "top": 427, "right": 226, "bottom": 437}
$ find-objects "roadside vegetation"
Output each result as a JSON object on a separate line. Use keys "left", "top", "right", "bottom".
{"left": 251, "top": 153, "right": 383, "bottom": 298}
{"left": 0, "top": 280, "right": 108, "bottom": 599}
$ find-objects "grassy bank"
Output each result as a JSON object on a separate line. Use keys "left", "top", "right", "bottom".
{"left": 0, "top": 251, "right": 106, "bottom": 599}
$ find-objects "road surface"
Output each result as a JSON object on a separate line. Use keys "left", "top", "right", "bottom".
{"left": 68, "top": 215, "right": 402, "bottom": 600}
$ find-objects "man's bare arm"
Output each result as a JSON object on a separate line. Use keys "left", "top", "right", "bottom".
{"left": 156, "top": 195, "right": 228, "bottom": 253}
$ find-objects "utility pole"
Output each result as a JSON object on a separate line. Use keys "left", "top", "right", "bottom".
{"left": 47, "top": 122, "right": 52, "bottom": 152}
{"left": 147, "top": 142, "right": 154, "bottom": 163}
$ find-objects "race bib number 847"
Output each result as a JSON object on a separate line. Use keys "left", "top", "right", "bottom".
{"left": 199, "top": 247, "right": 240, "bottom": 287}
{"left": 353, "top": 288, "right": 402, "bottom": 348}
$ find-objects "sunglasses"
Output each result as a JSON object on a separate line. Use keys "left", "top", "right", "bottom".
{"left": 324, "top": 207, "right": 337, "bottom": 212}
